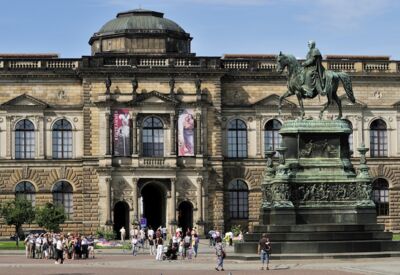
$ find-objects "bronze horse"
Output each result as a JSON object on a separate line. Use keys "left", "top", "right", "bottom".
{"left": 276, "top": 52, "right": 355, "bottom": 119}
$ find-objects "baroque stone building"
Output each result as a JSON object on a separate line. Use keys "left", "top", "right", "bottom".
{"left": 0, "top": 9, "right": 399, "bottom": 237}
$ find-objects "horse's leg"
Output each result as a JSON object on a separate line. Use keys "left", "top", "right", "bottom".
{"left": 296, "top": 92, "right": 305, "bottom": 119}
{"left": 319, "top": 92, "right": 331, "bottom": 119}
{"left": 333, "top": 91, "right": 342, "bottom": 119}
{"left": 279, "top": 90, "right": 292, "bottom": 115}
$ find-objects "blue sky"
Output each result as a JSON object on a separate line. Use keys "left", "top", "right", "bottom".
{"left": 0, "top": 0, "right": 399, "bottom": 59}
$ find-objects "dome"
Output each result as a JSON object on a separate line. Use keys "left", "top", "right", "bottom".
{"left": 98, "top": 9, "right": 186, "bottom": 34}
{"left": 89, "top": 9, "right": 192, "bottom": 55}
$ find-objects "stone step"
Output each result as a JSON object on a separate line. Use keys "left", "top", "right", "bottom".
{"left": 243, "top": 231, "right": 392, "bottom": 242}
{"left": 228, "top": 251, "right": 400, "bottom": 260}
{"left": 253, "top": 223, "right": 385, "bottom": 233}
{"left": 235, "top": 239, "right": 400, "bottom": 254}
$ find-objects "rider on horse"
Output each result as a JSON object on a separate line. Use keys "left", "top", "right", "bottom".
{"left": 301, "top": 40, "right": 325, "bottom": 98}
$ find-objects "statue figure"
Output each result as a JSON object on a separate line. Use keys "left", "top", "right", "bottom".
{"left": 105, "top": 76, "right": 112, "bottom": 94}
{"left": 300, "top": 140, "right": 313, "bottom": 157}
{"left": 276, "top": 42, "right": 356, "bottom": 119}
{"left": 132, "top": 77, "right": 138, "bottom": 94}
{"left": 301, "top": 40, "right": 325, "bottom": 98}
{"left": 169, "top": 76, "right": 175, "bottom": 96}
{"left": 195, "top": 76, "right": 202, "bottom": 96}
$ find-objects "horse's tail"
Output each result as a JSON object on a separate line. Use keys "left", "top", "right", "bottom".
{"left": 337, "top": 72, "right": 355, "bottom": 103}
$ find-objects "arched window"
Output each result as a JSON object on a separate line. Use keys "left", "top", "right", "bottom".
{"left": 264, "top": 119, "right": 282, "bottom": 154}
{"left": 343, "top": 119, "right": 353, "bottom": 152}
{"left": 15, "top": 119, "right": 35, "bottom": 159}
{"left": 52, "top": 181, "right": 73, "bottom": 218}
{"left": 142, "top": 117, "right": 164, "bottom": 157}
{"left": 227, "top": 119, "right": 247, "bottom": 158}
{"left": 370, "top": 119, "right": 387, "bottom": 157}
{"left": 372, "top": 178, "right": 389, "bottom": 216}
{"left": 52, "top": 119, "right": 73, "bottom": 159}
{"left": 15, "top": 181, "right": 36, "bottom": 206}
{"left": 228, "top": 179, "right": 249, "bottom": 219}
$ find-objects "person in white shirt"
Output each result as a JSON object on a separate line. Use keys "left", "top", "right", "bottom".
{"left": 120, "top": 226, "right": 126, "bottom": 242}
{"left": 131, "top": 235, "right": 138, "bottom": 256}
{"left": 55, "top": 235, "right": 65, "bottom": 264}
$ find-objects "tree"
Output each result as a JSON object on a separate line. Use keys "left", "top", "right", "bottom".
{"left": 35, "top": 202, "right": 66, "bottom": 232}
{"left": 0, "top": 199, "right": 35, "bottom": 247}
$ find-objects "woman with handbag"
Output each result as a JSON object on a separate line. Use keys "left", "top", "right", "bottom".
{"left": 214, "top": 237, "right": 225, "bottom": 271}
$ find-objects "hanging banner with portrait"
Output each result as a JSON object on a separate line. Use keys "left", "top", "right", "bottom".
{"left": 178, "top": 109, "right": 195, "bottom": 156}
{"left": 113, "top": 109, "right": 131, "bottom": 156}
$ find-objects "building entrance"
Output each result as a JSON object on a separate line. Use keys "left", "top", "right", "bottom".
{"left": 141, "top": 182, "right": 166, "bottom": 229}
{"left": 178, "top": 201, "right": 193, "bottom": 233}
{"left": 113, "top": 201, "right": 129, "bottom": 239}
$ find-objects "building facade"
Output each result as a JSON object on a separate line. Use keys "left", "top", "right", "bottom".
{"left": 0, "top": 9, "right": 399, "bottom": 237}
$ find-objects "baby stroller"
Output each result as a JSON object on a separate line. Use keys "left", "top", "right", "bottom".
{"left": 163, "top": 242, "right": 178, "bottom": 261}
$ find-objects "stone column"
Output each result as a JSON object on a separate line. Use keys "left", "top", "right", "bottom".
{"left": 37, "top": 116, "right": 44, "bottom": 159}
{"left": 105, "top": 177, "right": 112, "bottom": 225}
{"left": 131, "top": 112, "right": 137, "bottom": 155}
{"left": 105, "top": 111, "right": 111, "bottom": 155}
{"left": 170, "top": 178, "right": 177, "bottom": 223}
{"left": 132, "top": 178, "right": 139, "bottom": 224}
{"left": 170, "top": 113, "right": 176, "bottom": 155}
{"left": 196, "top": 177, "right": 203, "bottom": 222}
{"left": 6, "top": 116, "right": 12, "bottom": 158}
{"left": 256, "top": 115, "right": 262, "bottom": 157}
{"left": 196, "top": 112, "right": 202, "bottom": 155}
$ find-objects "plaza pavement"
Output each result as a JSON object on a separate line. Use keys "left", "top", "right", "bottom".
{"left": 0, "top": 240, "right": 399, "bottom": 275}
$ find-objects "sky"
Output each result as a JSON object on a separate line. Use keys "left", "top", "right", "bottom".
{"left": 0, "top": 0, "right": 399, "bottom": 59}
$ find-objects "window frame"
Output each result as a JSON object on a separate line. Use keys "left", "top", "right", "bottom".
{"left": 52, "top": 181, "right": 74, "bottom": 218}
{"left": 372, "top": 178, "right": 389, "bottom": 216}
{"left": 227, "top": 119, "right": 248, "bottom": 158}
{"left": 370, "top": 119, "right": 387, "bottom": 157}
{"left": 228, "top": 179, "right": 249, "bottom": 219}
{"left": 142, "top": 116, "right": 164, "bottom": 157}
{"left": 264, "top": 119, "right": 282, "bottom": 155}
{"left": 15, "top": 119, "right": 35, "bottom": 159}
{"left": 15, "top": 181, "right": 36, "bottom": 206}
{"left": 52, "top": 119, "right": 73, "bottom": 159}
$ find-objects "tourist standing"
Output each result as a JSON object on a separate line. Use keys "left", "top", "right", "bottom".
{"left": 55, "top": 235, "right": 65, "bottom": 264}
{"left": 155, "top": 236, "right": 164, "bottom": 261}
{"left": 120, "top": 226, "right": 126, "bottom": 242}
{"left": 258, "top": 233, "right": 271, "bottom": 270}
{"left": 131, "top": 235, "right": 138, "bottom": 256}
{"left": 192, "top": 233, "right": 199, "bottom": 258}
{"left": 214, "top": 237, "right": 225, "bottom": 271}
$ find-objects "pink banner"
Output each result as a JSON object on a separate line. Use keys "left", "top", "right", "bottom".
{"left": 113, "top": 109, "right": 131, "bottom": 156}
{"left": 178, "top": 109, "right": 195, "bottom": 156}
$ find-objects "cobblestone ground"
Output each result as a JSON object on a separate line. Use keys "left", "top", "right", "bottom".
{"left": 1, "top": 254, "right": 400, "bottom": 275}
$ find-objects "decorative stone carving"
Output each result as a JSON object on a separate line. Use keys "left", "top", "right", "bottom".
{"left": 105, "top": 76, "right": 112, "bottom": 94}
{"left": 169, "top": 75, "right": 175, "bottom": 97}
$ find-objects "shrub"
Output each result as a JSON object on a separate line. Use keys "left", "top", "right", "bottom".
{"left": 231, "top": 224, "right": 242, "bottom": 237}
{"left": 96, "top": 227, "right": 116, "bottom": 240}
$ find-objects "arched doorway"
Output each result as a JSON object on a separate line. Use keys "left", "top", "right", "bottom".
{"left": 113, "top": 201, "right": 129, "bottom": 239}
{"left": 141, "top": 182, "right": 166, "bottom": 229}
{"left": 178, "top": 201, "right": 193, "bottom": 233}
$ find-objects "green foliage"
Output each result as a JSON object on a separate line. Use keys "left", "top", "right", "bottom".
{"left": 35, "top": 202, "right": 66, "bottom": 232}
{"left": 0, "top": 241, "right": 25, "bottom": 250}
{"left": 393, "top": 234, "right": 400, "bottom": 241}
{"left": 231, "top": 224, "right": 243, "bottom": 237}
{"left": 0, "top": 199, "right": 35, "bottom": 237}
{"left": 96, "top": 227, "right": 116, "bottom": 240}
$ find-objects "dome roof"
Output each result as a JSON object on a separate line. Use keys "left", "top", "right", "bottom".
{"left": 97, "top": 9, "right": 186, "bottom": 34}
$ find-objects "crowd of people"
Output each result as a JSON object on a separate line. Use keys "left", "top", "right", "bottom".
{"left": 23, "top": 233, "right": 95, "bottom": 264}
{"left": 22, "top": 227, "right": 272, "bottom": 271}
{"left": 127, "top": 226, "right": 200, "bottom": 261}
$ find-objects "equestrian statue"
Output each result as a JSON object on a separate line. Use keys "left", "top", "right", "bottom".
{"left": 277, "top": 41, "right": 355, "bottom": 119}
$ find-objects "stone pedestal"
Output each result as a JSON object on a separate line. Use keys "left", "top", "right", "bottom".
{"left": 236, "top": 120, "right": 400, "bottom": 255}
